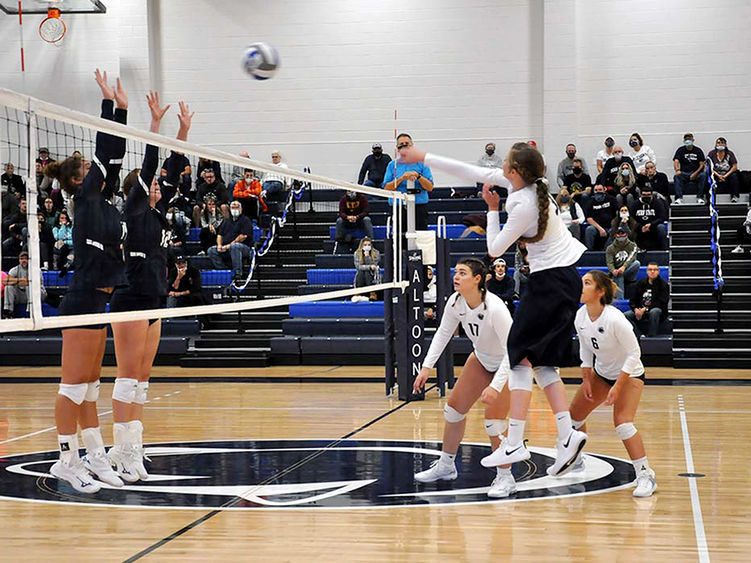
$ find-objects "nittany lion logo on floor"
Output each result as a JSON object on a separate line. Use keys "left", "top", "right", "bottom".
{"left": 0, "top": 439, "right": 635, "bottom": 509}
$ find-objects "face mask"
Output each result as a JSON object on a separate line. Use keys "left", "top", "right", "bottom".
{"left": 566, "top": 151, "right": 576, "bottom": 159}
{"left": 593, "top": 193, "right": 605, "bottom": 202}
{"left": 621, "top": 169, "right": 630, "bottom": 177}
{"left": 347, "top": 191, "right": 357, "bottom": 198}
{"left": 560, "top": 196, "right": 570, "bottom": 204}
{"left": 166, "top": 213, "right": 174, "bottom": 221}
{"left": 616, "top": 236, "right": 628, "bottom": 244}
{"left": 363, "top": 245, "right": 372, "bottom": 252}
{"left": 620, "top": 212, "right": 629, "bottom": 219}
{"left": 614, "top": 153, "right": 623, "bottom": 161}
{"left": 572, "top": 167, "right": 582, "bottom": 173}
{"left": 684, "top": 140, "right": 693, "bottom": 147}
{"left": 641, "top": 195, "right": 652, "bottom": 203}
{"left": 486, "top": 148, "right": 495, "bottom": 156}
{"left": 716, "top": 145, "right": 725, "bottom": 151}
{"left": 605, "top": 140, "right": 615, "bottom": 148}
{"left": 245, "top": 177, "right": 253, "bottom": 183}
{"left": 629, "top": 140, "right": 639, "bottom": 148}
{"left": 231, "top": 209, "right": 240, "bottom": 218}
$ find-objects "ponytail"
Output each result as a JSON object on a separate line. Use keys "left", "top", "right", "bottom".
{"left": 44, "top": 156, "right": 83, "bottom": 196}
{"left": 518, "top": 177, "right": 550, "bottom": 244}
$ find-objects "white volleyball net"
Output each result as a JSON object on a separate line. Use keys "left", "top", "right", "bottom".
{"left": 0, "top": 88, "right": 412, "bottom": 333}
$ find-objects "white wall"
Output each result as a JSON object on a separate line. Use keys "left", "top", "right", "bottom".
{"left": 2, "top": 0, "right": 750, "bottom": 185}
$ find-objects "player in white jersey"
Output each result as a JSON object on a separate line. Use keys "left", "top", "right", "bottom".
{"left": 403, "top": 142, "right": 587, "bottom": 477}
{"left": 412, "top": 257, "right": 515, "bottom": 498}
{"left": 568, "top": 270, "right": 657, "bottom": 497}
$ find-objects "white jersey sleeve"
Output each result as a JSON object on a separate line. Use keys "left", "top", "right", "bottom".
{"left": 575, "top": 307, "right": 595, "bottom": 369}
{"left": 424, "top": 153, "right": 511, "bottom": 188}
{"left": 486, "top": 200, "right": 538, "bottom": 258}
{"left": 613, "top": 311, "right": 642, "bottom": 375}
{"left": 422, "top": 294, "right": 461, "bottom": 369}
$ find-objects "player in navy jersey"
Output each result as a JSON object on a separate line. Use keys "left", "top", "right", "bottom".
{"left": 412, "top": 257, "right": 515, "bottom": 497}
{"left": 567, "top": 270, "right": 657, "bottom": 497}
{"left": 403, "top": 142, "right": 588, "bottom": 476}
{"left": 108, "top": 94, "right": 194, "bottom": 482}
{"left": 43, "top": 70, "right": 129, "bottom": 492}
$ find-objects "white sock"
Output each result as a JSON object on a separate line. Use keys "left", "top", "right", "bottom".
{"left": 80, "top": 426, "right": 106, "bottom": 456}
{"left": 112, "top": 422, "right": 132, "bottom": 448}
{"left": 57, "top": 433, "right": 79, "bottom": 466}
{"left": 632, "top": 456, "right": 650, "bottom": 473}
{"left": 439, "top": 451, "right": 456, "bottom": 465}
{"left": 507, "top": 418, "right": 526, "bottom": 445}
{"left": 555, "top": 411, "right": 573, "bottom": 440}
{"left": 572, "top": 419, "right": 585, "bottom": 430}
{"left": 127, "top": 420, "right": 144, "bottom": 448}
{"left": 497, "top": 467, "right": 512, "bottom": 477}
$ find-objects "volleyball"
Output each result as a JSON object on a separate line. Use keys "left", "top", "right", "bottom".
{"left": 241, "top": 42, "right": 280, "bottom": 80}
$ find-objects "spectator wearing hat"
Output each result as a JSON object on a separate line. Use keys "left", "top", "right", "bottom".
{"left": 358, "top": 143, "right": 392, "bottom": 188}
{"left": 486, "top": 257, "right": 515, "bottom": 315}
{"left": 193, "top": 168, "right": 230, "bottom": 227}
{"left": 596, "top": 136, "right": 616, "bottom": 174}
{"left": 2, "top": 250, "right": 47, "bottom": 318}
{"left": 35, "top": 147, "right": 55, "bottom": 188}
{"left": 625, "top": 263, "right": 670, "bottom": 337}
{"left": 167, "top": 255, "right": 207, "bottom": 308}
{"left": 335, "top": 190, "right": 373, "bottom": 251}
{"left": 606, "top": 225, "right": 640, "bottom": 299}
{"left": 630, "top": 186, "right": 668, "bottom": 251}
{"left": 707, "top": 137, "right": 741, "bottom": 203}
{"left": 673, "top": 133, "right": 706, "bottom": 204}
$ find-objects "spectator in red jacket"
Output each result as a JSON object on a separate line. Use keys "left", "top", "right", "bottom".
{"left": 335, "top": 190, "right": 373, "bottom": 250}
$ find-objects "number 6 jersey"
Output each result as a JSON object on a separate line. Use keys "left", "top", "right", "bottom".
{"left": 575, "top": 305, "right": 644, "bottom": 380}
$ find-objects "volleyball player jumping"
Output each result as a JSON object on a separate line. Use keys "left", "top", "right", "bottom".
{"left": 108, "top": 94, "right": 193, "bottom": 482}
{"left": 45, "top": 70, "right": 129, "bottom": 492}
{"left": 413, "top": 257, "right": 515, "bottom": 497}
{"left": 568, "top": 270, "right": 657, "bottom": 497}
{"left": 403, "top": 142, "right": 588, "bottom": 476}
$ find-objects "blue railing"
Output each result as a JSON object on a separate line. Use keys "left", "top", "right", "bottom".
{"left": 707, "top": 158, "right": 725, "bottom": 333}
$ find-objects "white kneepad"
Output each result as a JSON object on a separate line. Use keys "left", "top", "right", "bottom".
{"left": 58, "top": 382, "right": 88, "bottom": 405}
{"left": 84, "top": 380, "right": 100, "bottom": 403}
{"left": 534, "top": 366, "right": 561, "bottom": 389}
{"left": 615, "top": 422, "right": 637, "bottom": 441}
{"left": 508, "top": 365, "right": 534, "bottom": 392}
{"left": 134, "top": 381, "right": 149, "bottom": 405}
{"left": 484, "top": 419, "right": 507, "bottom": 437}
{"left": 112, "top": 378, "right": 138, "bottom": 404}
{"left": 444, "top": 404, "right": 466, "bottom": 423}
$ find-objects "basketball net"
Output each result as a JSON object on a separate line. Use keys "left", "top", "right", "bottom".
{"left": 39, "top": 7, "right": 66, "bottom": 45}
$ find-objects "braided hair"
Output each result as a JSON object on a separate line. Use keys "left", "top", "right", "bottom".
{"left": 507, "top": 141, "right": 549, "bottom": 244}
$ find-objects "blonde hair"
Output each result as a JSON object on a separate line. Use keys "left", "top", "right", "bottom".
{"left": 507, "top": 142, "right": 549, "bottom": 243}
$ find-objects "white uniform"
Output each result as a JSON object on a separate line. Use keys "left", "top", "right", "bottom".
{"left": 575, "top": 305, "right": 644, "bottom": 380}
{"left": 422, "top": 291, "right": 512, "bottom": 391}
{"left": 424, "top": 153, "right": 586, "bottom": 273}
{"left": 629, "top": 145, "right": 657, "bottom": 174}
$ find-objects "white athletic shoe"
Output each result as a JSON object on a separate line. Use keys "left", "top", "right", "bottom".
{"left": 674, "top": 198, "right": 682, "bottom": 205}
{"left": 732, "top": 196, "right": 739, "bottom": 203}
{"left": 633, "top": 468, "right": 657, "bottom": 497}
{"left": 568, "top": 455, "right": 585, "bottom": 473}
{"left": 108, "top": 446, "right": 141, "bottom": 483}
{"left": 731, "top": 245, "right": 745, "bottom": 254}
{"left": 546, "top": 430, "right": 587, "bottom": 477}
{"left": 133, "top": 447, "right": 150, "bottom": 481}
{"left": 50, "top": 459, "right": 102, "bottom": 493}
{"left": 697, "top": 198, "right": 706, "bottom": 205}
{"left": 83, "top": 451, "right": 124, "bottom": 487}
{"left": 481, "top": 440, "right": 530, "bottom": 468}
{"left": 487, "top": 472, "right": 517, "bottom": 498}
{"left": 414, "top": 460, "right": 458, "bottom": 483}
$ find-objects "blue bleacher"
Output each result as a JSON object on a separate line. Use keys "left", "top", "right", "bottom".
{"left": 328, "top": 224, "right": 476, "bottom": 240}
{"left": 42, "top": 269, "right": 233, "bottom": 288}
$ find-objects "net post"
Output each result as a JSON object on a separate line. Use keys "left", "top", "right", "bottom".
{"left": 434, "top": 220, "right": 454, "bottom": 396}
{"left": 24, "top": 106, "right": 43, "bottom": 328}
{"left": 384, "top": 234, "right": 396, "bottom": 396}
{"left": 394, "top": 247, "right": 425, "bottom": 401}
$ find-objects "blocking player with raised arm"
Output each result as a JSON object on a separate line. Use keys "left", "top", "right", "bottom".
{"left": 402, "top": 142, "right": 588, "bottom": 477}
{"left": 568, "top": 270, "right": 657, "bottom": 497}
{"left": 412, "top": 257, "right": 516, "bottom": 498}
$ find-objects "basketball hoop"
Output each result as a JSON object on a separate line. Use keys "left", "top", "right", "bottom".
{"left": 39, "top": 7, "right": 66, "bottom": 44}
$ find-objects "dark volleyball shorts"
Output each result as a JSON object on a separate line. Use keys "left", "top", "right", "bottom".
{"left": 109, "top": 289, "right": 162, "bottom": 326}
{"left": 507, "top": 264, "right": 582, "bottom": 368}
{"left": 595, "top": 369, "right": 646, "bottom": 387}
{"left": 58, "top": 289, "right": 111, "bottom": 330}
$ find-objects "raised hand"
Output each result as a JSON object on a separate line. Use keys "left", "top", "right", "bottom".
{"left": 177, "top": 101, "right": 194, "bottom": 132}
{"left": 94, "top": 68, "right": 115, "bottom": 100}
{"left": 146, "top": 91, "right": 170, "bottom": 123}
{"left": 482, "top": 183, "right": 501, "bottom": 211}
{"left": 114, "top": 78, "right": 128, "bottom": 109}
{"left": 400, "top": 146, "right": 426, "bottom": 164}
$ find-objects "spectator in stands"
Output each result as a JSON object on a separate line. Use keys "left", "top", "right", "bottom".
{"left": 261, "top": 149, "right": 289, "bottom": 204}
{"left": 673, "top": 133, "right": 706, "bottom": 204}
{"left": 630, "top": 186, "right": 668, "bottom": 251}
{"left": 2, "top": 162, "right": 25, "bottom": 197}
{"left": 474, "top": 142, "right": 507, "bottom": 197}
{"left": 41, "top": 197, "right": 59, "bottom": 228}
{"left": 382, "top": 133, "right": 434, "bottom": 231}
{"left": 638, "top": 161, "right": 670, "bottom": 202}
{"left": 35, "top": 147, "right": 54, "bottom": 188}
{"left": 353, "top": 237, "right": 381, "bottom": 301}
{"left": 513, "top": 241, "right": 530, "bottom": 298}
{"left": 198, "top": 195, "right": 223, "bottom": 254}
{"left": 2, "top": 176, "right": 20, "bottom": 220}
{"left": 193, "top": 168, "right": 229, "bottom": 227}
{"left": 610, "top": 205, "right": 639, "bottom": 242}
{"left": 424, "top": 265, "right": 437, "bottom": 320}
{"left": 358, "top": 143, "right": 392, "bottom": 188}
{"left": 233, "top": 168, "right": 267, "bottom": 222}
{"left": 35, "top": 210, "right": 55, "bottom": 270}
{"left": 707, "top": 137, "right": 741, "bottom": 203}
{"left": 562, "top": 158, "right": 593, "bottom": 205}
{"left": 486, "top": 257, "right": 515, "bottom": 315}
{"left": 628, "top": 133, "right": 656, "bottom": 175}
{"left": 195, "top": 158, "right": 223, "bottom": 188}
{"left": 52, "top": 210, "right": 73, "bottom": 270}
{"left": 595, "top": 136, "right": 616, "bottom": 174}
{"left": 598, "top": 146, "right": 636, "bottom": 193}
{"left": 731, "top": 203, "right": 751, "bottom": 254}
{"left": 208, "top": 200, "right": 253, "bottom": 279}
{"left": 335, "top": 190, "right": 373, "bottom": 250}
{"left": 2, "top": 250, "right": 47, "bottom": 318}
{"left": 614, "top": 161, "right": 638, "bottom": 208}
{"left": 2, "top": 197, "right": 27, "bottom": 256}
{"left": 606, "top": 225, "right": 640, "bottom": 299}
{"left": 556, "top": 188, "right": 585, "bottom": 241}
{"left": 625, "top": 262, "right": 669, "bottom": 337}
{"left": 160, "top": 151, "right": 192, "bottom": 210}
{"left": 584, "top": 184, "right": 618, "bottom": 250}
{"left": 165, "top": 206, "right": 187, "bottom": 263}
{"left": 460, "top": 212, "right": 486, "bottom": 238}
{"left": 557, "top": 143, "right": 589, "bottom": 189}
{"left": 167, "top": 255, "right": 208, "bottom": 308}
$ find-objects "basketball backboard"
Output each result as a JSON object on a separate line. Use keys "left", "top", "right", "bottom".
{"left": 0, "top": 1, "right": 106, "bottom": 15}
